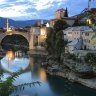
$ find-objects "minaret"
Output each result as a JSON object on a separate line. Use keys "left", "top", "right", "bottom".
{"left": 41, "top": 19, "right": 43, "bottom": 28}
{"left": 6, "top": 18, "right": 9, "bottom": 32}
{"left": 65, "top": 7, "right": 68, "bottom": 17}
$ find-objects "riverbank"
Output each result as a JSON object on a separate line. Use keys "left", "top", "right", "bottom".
{"left": 42, "top": 55, "right": 96, "bottom": 89}
{"left": 46, "top": 68, "right": 96, "bottom": 89}
{"left": 28, "top": 49, "right": 48, "bottom": 57}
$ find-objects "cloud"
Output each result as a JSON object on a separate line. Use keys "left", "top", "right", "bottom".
{"left": 0, "top": 4, "right": 31, "bottom": 18}
{"left": 0, "top": 0, "right": 65, "bottom": 19}
{"left": 0, "top": 0, "right": 7, "bottom": 4}
{"left": 32, "top": 0, "right": 67, "bottom": 11}
{"left": 0, "top": 0, "right": 95, "bottom": 20}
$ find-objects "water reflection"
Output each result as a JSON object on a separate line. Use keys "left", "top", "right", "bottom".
{"left": 7, "top": 50, "right": 15, "bottom": 64}
{"left": 29, "top": 57, "right": 46, "bottom": 81}
{"left": 1, "top": 54, "right": 96, "bottom": 96}
{"left": 13, "top": 57, "right": 96, "bottom": 96}
{"left": 1, "top": 50, "right": 29, "bottom": 72}
{"left": 39, "top": 68, "right": 46, "bottom": 81}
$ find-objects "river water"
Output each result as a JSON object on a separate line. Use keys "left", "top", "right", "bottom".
{"left": 1, "top": 55, "right": 96, "bottom": 96}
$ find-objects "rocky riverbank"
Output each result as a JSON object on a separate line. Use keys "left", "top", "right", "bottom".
{"left": 42, "top": 55, "right": 96, "bottom": 89}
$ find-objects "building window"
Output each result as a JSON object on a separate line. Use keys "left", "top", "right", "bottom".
{"left": 84, "top": 39, "right": 86, "bottom": 42}
{"left": 85, "top": 33, "right": 89, "bottom": 36}
{"left": 68, "top": 32, "right": 72, "bottom": 34}
{"left": 88, "top": 40, "right": 90, "bottom": 43}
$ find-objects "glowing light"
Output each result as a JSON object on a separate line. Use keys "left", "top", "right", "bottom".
{"left": 86, "top": 19, "right": 92, "bottom": 25}
{"left": 7, "top": 50, "right": 15, "bottom": 64}
{"left": 40, "top": 29, "right": 46, "bottom": 35}
{"left": 39, "top": 68, "right": 46, "bottom": 81}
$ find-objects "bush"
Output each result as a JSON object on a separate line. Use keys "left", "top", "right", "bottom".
{"left": 67, "top": 54, "right": 75, "bottom": 60}
{"left": 84, "top": 53, "right": 96, "bottom": 65}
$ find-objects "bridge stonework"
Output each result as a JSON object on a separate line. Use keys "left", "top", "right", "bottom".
{"left": 0, "top": 31, "right": 34, "bottom": 50}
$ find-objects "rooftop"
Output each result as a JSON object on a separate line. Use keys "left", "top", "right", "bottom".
{"left": 64, "top": 26, "right": 93, "bottom": 32}
{"left": 56, "top": 8, "right": 66, "bottom": 12}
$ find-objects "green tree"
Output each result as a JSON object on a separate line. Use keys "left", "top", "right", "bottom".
{"left": 46, "top": 27, "right": 56, "bottom": 54}
{"left": 55, "top": 30, "right": 67, "bottom": 57}
{"left": 54, "top": 20, "right": 69, "bottom": 32}
{"left": 84, "top": 53, "right": 96, "bottom": 65}
{"left": 73, "top": 19, "right": 81, "bottom": 26}
{"left": 0, "top": 70, "right": 40, "bottom": 96}
{"left": 46, "top": 20, "right": 69, "bottom": 59}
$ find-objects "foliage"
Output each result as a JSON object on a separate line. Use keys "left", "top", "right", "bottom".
{"left": 55, "top": 30, "right": 66, "bottom": 56}
{"left": 24, "top": 26, "right": 31, "bottom": 29}
{"left": 84, "top": 53, "right": 96, "bottom": 65}
{"left": 67, "top": 53, "right": 77, "bottom": 61}
{"left": 85, "top": 9, "right": 96, "bottom": 26}
{"left": 46, "top": 20, "right": 68, "bottom": 60}
{"left": 0, "top": 70, "right": 40, "bottom": 96}
{"left": 0, "top": 28, "right": 6, "bottom": 33}
{"left": 73, "top": 19, "right": 80, "bottom": 26}
{"left": 46, "top": 27, "right": 56, "bottom": 54}
{"left": 53, "top": 20, "right": 68, "bottom": 57}
{"left": 54, "top": 20, "right": 69, "bottom": 32}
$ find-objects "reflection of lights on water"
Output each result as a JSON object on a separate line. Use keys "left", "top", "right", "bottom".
{"left": 7, "top": 50, "right": 15, "bottom": 59}
{"left": 39, "top": 68, "right": 46, "bottom": 81}
{"left": 6, "top": 50, "right": 15, "bottom": 64}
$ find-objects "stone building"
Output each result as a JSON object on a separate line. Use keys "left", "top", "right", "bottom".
{"left": 49, "top": 8, "right": 76, "bottom": 27}
{"left": 55, "top": 8, "right": 68, "bottom": 19}
{"left": 30, "top": 27, "right": 47, "bottom": 49}
{"left": 82, "top": 30, "right": 96, "bottom": 50}
{"left": 63, "top": 26, "right": 93, "bottom": 53}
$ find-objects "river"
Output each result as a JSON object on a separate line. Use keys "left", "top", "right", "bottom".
{"left": 1, "top": 54, "right": 96, "bottom": 96}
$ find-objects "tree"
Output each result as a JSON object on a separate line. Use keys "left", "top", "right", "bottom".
{"left": 73, "top": 19, "right": 80, "bottom": 26}
{"left": 46, "top": 27, "right": 56, "bottom": 54}
{"left": 55, "top": 30, "right": 67, "bottom": 56}
{"left": 84, "top": 53, "right": 96, "bottom": 65}
{"left": 54, "top": 20, "right": 69, "bottom": 32}
{"left": 65, "top": 7, "right": 68, "bottom": 17}
{"left": 46, "top": 20, "right": 69, "bottom": 59}
{"left": 0, "top": 70, "right": 40, "bottom": 96}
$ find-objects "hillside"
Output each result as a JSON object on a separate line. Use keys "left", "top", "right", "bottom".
{"left": 0, "top": 17, "right": 48, "bottom": 28}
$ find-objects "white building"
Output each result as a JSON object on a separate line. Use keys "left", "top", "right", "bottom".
{"left": 82, "top": 30, "right": 96, "bottom": 50}
{"left": 63, "top": 26, "right": 93, "bottom": 53}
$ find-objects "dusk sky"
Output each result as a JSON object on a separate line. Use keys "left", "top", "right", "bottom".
{"left": 0, "top": 0, "right": 96, "bottom": 20}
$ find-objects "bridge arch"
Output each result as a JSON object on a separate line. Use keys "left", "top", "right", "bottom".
{"left": 0, "top": 32, "right": 30, "bottom": 50}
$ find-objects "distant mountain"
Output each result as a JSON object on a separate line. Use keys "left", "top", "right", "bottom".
{"left": 0, "top": 17, "right": 48, "bottom": 28}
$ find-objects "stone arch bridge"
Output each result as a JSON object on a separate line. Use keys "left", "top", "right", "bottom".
{"left": 0, "top": 31, "right": 34, "bottom": 50}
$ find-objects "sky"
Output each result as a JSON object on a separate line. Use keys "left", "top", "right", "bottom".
{"left": 0, "top": 0, "right": 96, "bottom": 20}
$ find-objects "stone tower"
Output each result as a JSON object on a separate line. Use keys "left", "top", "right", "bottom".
{"left": 55, "top": 8, "right": 68, "bottom": 19}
